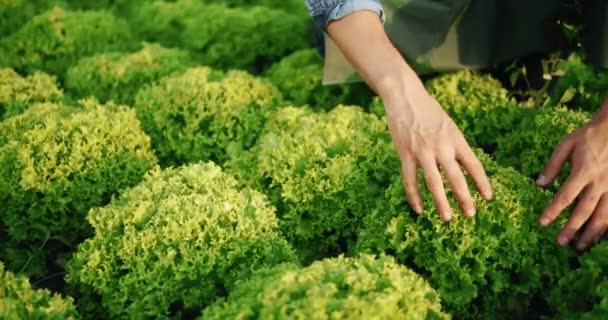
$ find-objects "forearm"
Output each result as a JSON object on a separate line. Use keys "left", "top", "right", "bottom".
{"left": 326, "top": 10, "right": 425, "bottom": 114}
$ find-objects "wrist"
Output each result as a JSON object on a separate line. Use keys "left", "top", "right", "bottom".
{"left": 375, "top": 66, "right": 426, "bottom": 110}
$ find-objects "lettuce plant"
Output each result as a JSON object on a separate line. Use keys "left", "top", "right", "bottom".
{"left": 202, "top": 0, "right": 307, "bottom": 14}
{"left": 133, "top": 0, "right": 309, "bottom": 71}
{"left": 265, "top": 49, "right": 374, "bottom": 110}
{"left": 355, "top": 151, "right": 574, "bottom": 319}
{"left": 63, "top": 0, "right": 143, "bottom": 16}
{"left": 425, "top": 70, "right": 526, "bottom": 148}
{"left": 202, "top": 254, "right": 450, "bottom": 320}
{"left": 0, "top": 99, "right": 157, "bottom": 277}
{"left": 549, "top": 243, "right": 608, "bottom": 319}
{"left": 0, "top": 6, "right": 136, "bottom": 76}
{"left": 134, "top": 66, "right": 282, "bottom": 165}
{"left": 494, "top": 106, "right": 590, "bottom": 179}
{"left": 0, "top": 0, "right": 64, "bottom": 38}
{"left": 65, "top": 43, "right": 193, "bottom": 105}
{"left": 0, "top": 262, "right": 79, "bottom": 319}
{"left": 0, "top": 68, "right": 63, "bottom": 120}
{"left": 228, "top": 105, "right": 397, "bottom": 262}
{"left": 67, "top": 163, "right": 297, "bottom": 319}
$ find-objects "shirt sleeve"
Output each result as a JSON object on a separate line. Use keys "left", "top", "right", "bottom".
{"left": 304, "top": 0, "right": 385, "bottom": 29}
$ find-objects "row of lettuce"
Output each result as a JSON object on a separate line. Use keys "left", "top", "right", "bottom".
{"left": 0, "top": 0, "right": 311, "bottom": 77}
{"left": 1, "top": 60, "right": 607, "bottom": 319}
{"left": 1, "top": 1, "right": 607, "bottom": 320}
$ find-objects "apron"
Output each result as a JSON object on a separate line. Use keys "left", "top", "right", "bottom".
{"left": 322, "top": 0, "right": 608, "bottom": 85}
{"left": 585, "top": 0, "right": 608, "bottom": 69}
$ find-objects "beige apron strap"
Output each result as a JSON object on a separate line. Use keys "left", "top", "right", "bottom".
{"left": 322, "top": 34, "right": 360, "bottom": 85}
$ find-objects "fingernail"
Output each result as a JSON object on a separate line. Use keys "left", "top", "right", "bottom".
{"left": 540, "top": 217, "right": 550, "bottom": 226}
{"left": 536, "top": 175, "right": 547, "bottom": 186}
{"left": 414, "top": 205, "right": 423, "bottom": 214}
{"left": 444, "top": 212, "right": 452, "bottom": 222}
{"left": 465, "top": 208, "right": 476, "bottom": 217}
{"left": 483, "top": 190, "right": 492, "bottom": 200}
{"left": 576, "top": 241, "right": 587, "bottom": 250}
{"left": 558, "top": 235, "right": 569, "bottom": 246}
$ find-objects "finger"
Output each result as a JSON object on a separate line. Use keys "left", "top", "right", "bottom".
{"left": 457, "top": 145, "right": 492, "bottom": 200}
{"left": 537, "top": 137, "right": 575, "bottom": 187}
{"left": 555, "top": 186, "right": 599, "bottom": 247}
{"left": 440, "top": 157, "right": 475, "bottom": 218}
{"left": 420, "top": 154, "right": 452, "bottom": 222}
{"left": 540, "top": 173, "right": 587, "bottom": 226}
{"left": 597, "top": 225, "right": 608, "bottom": 243}
{"left": 576, "top": 194, "right": 608, "bottom": 250}
{"left": 401, "top": 153, "right": 423, "bottom": 214}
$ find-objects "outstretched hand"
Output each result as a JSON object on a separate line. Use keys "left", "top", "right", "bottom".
{"left": 537, "top": 104, "right": 608, "bottom": 250}
{"left": 324, "top": 9, "right": 493, "bottom": 222}
{"left": 384, "top": 83, "right": 493, "bottom": 222}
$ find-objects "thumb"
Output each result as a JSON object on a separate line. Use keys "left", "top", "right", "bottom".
{"left": 537, "top": 137, "right": 575, "bottom": 187}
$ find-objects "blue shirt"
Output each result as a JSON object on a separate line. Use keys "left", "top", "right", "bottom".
{"left": 304, "top": 0, "right": 384, "bottom": 29}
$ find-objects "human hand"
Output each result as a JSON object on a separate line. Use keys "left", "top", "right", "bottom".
{"left": 323, "top": 8, "right": 492, "bottom": 221}
{"left": 537, "top": 110, "right": 608, "bottom": 250}
{"left": 383, "top": 81, "right": 493, "bottom": 222}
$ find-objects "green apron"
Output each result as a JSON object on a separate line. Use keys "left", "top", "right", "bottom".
{"left": 322, "top": 0, "right": 608, "bottom": 85}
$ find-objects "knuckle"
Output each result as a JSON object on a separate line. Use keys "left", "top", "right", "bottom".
{"left": 399, "top": 153, "right": 414, "bottom": 165}
{"left": 457, "top": 137, "right": 473, "bottom": 150}
{"left": 569, "top": 211, "right": 587, "bottom": 225}
{"left": 471, "top": 172, "right": 489, "bottom": 187}
{"left": 588, "top": 192, "right": 602, "bottom": 204}
{"left": 417, "top": 151, "right": 436, "bottom": 164}
{"left": 569, "top": 164, "right": 585, "bottom": 176}
{"left": 451, "top": 181, "right": 469, "bottom": 194}
{"left": 438, "top": 144, "right": 456, "bottom": 157}
{"left": 579, "top": 192, "right": 600, "bottom": 207}
{"left": 568, "top": 214, "right": 587, "bottom": 228}
{"left": 429, "top": 185, "right": 444, "bottom": 195}
{"left": 469, "top": 158, "right": 484, "bottom": 170}
{"left": 459, "top": 199, "right": 475, "bottom": 211}
{"left": 437, "top": 153, "right": 454, "bottom": 165}
{"left": 561, "top": 227, "right": 577, "bottom": 238}
{"left": 452, "top": 185, "right": 471, "bottom": 200}
{"left": 402, "top": 179, "right": 417, "bottom": 191}
{"left": 556, "top": 194, "right": 574, "bottom": 208}
{"left": 543, "top": 209, "right": 559, "bottom": 220}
